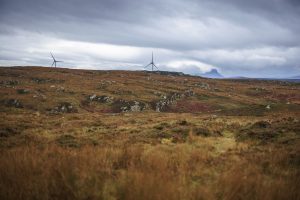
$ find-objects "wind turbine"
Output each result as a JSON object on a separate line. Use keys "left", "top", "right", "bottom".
{"left": 50, "top": 52, "right": 63, "bottom": 68}
{"left": 144, "top": 52, "right": 159, "bottom": 71}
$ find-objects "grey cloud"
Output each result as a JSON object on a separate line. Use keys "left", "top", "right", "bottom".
{"left": 0, "top": 0, "right": 300, "bottom": 77}
{"left": 1, "top": 0, "right": 299, "bottom": 49}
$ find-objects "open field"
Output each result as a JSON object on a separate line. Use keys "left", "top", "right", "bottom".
{"left": 0, "top": 66, "right": 300, "bottom": 200}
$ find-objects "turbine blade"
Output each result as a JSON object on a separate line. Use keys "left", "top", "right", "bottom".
{"left": 51, "top": 61, "right": 55, "bottom": 67}
{"left": 144, "top": 63, "right": 151, "bottom": 69}
{"left": 50, "top": 52, "right": 55, "bottom": 60}
{"left": 154, "top": 64, "right": 159, "bottom": 70}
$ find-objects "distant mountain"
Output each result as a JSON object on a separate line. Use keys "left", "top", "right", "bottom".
{"left": 288, "top": 75, "right": 300, "bottom": 79}
{"left": 227, "top": 76, "right": 249, "bottom": 79}
{"left": 226, "top": 76, "right": 300, "bottom": 83}
{"left": 201, "top": 69, "right": 223, "bottom": 78}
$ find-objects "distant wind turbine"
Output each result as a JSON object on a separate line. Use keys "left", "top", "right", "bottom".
{"left": 144, "top": 52, "right": 159, "bottom": 71}
{"left": 50, "top": 52, "right": 63, "bottom": 68}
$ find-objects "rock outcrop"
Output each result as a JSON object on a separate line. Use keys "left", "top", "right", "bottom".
{"left": 154, "top": 90, "right": 194, "bottom": 112}
{"left": 88, "top": 94, "right": 114, "bottom": 103}
{"left": 112, "top": 100, "right": 146, "bottom": 112}
{"left": 49, "top": 102, "right": 77, "bottom": 114}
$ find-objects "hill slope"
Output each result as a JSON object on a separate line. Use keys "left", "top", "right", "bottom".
{"left": 1, "top": 66, "right": 298, "bottom": 115}
{"left": 0, "top": 66, "right": 300, "bottom": 200}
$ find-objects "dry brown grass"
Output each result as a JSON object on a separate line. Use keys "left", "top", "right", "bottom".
{"left": 0, "top": 67, "right": 300, "bottom": 199}
{"left": 0, "top": 140, "right": 299, "bottom": 200}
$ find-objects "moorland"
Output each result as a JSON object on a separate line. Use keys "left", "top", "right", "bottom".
{"left": 0, "top": 66, "right": 299, "bottom": 200}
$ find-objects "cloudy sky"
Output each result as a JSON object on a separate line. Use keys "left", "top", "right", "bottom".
{"left": 0, "top": 0, "right": 300, "bottom": 78}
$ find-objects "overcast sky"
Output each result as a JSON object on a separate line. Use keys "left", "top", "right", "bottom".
{"left": 0, "top": 0, "right": 300, "bottom": 77}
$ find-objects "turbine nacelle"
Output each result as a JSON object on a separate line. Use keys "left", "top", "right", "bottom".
{"left": 144, "top": 52, "right": 159, "bottom": 72}
{"left": 50, "top": 52, "right": 63, "bottom": 68}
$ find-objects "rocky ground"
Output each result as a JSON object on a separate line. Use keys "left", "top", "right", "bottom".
{"left": 0, "top": 66, "right": 299, "bottom": 200}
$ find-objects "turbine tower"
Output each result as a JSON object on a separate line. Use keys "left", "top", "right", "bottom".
{"left": 144, "top": 52, "right": 159, "bottom": 71}
{"left": 50, "top": 52, "right": 63, "bottom": 68}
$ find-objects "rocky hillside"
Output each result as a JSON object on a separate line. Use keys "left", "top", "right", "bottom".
{"left": 1, "top": 66, "right": 300, "bottom": 200}
{"left": 1, "top": 66, "right": 299, "bottom": 116}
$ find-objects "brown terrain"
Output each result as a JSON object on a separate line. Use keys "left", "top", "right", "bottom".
{"left": 0, "top": 66, "right": 299, "bottom": 200}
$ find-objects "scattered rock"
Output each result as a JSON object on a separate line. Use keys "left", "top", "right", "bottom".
{"left": 153, "top": 90, "right": 194, "bottom": 112}
{"left": 129, "top": 101, "right": 145, "bottom": 112}
{"left": 250, "top": 87, "right": 268, "bottom": 92}
{"left": 31, "top": 78, "right": 45, "bottom": 83}
{"left": 89, "top": 94, "right": 97, "bottom": 100}
{"left": 246, "top": 88, "right": 271, "bottom": 97}
{"left": 183, "top": 89, "right": 194, "bottom": 97}
{"left": 31, "top": 77, "right": 65, "bottom": 84}
{"left": 266, "top": 105, "right": 271, "bottom": 109}
{"left": 4, "top": 99, "right": 23, "bottom": 108}
{"left": 49, "top": 85, "right": 65, "bottom": 92}
{"left": 88, "top": 94, "right": 114, "bottom": 103}
{"left": 112, "top": 100, "right": 146, "bottom": 112}
{"left": 33, "top": 91, "right": 47, "bottom": 100}
{"left": 195, "top": 82, "right": 210, "bottom": 90}
{"left": 56, "top": 86, "right": 65, "bottom": 92}
{"left": 0, "top": 80, "right": 19, "bottom": 87}
{"left": 154, "top": 93, "right": 181, "bottom": 112}
{"left": 49, "top": 102, "right": 77, "bottom": 114}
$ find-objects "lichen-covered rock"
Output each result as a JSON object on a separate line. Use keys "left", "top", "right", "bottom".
{"left": 89, "top": 94, "right": 97, "bottom": 101}
{"left": 129, "top": 101, "right": 145, "bottom": 112}
{"left": 88, "top": 94, "right": 114, "bottom": 103}
{"left": 153, "top": 90, "right": 194, "bottom": 112}
{"left": 112, "top": 100, "right": 146, "bottom": 113}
